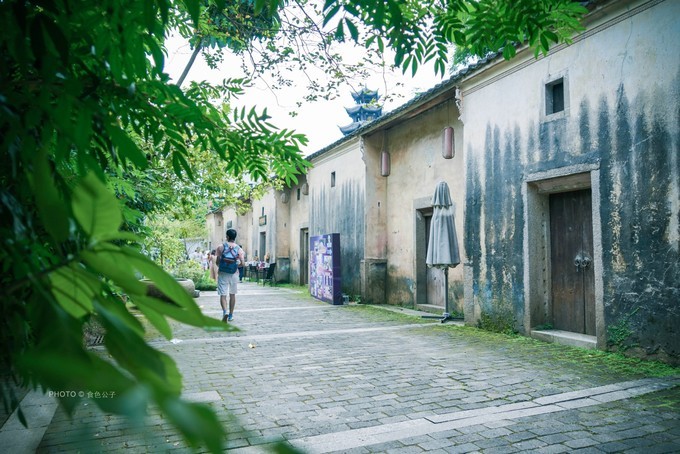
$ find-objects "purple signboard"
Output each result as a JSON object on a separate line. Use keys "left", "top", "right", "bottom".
{"left": 309, "top": 233, "right": 342, "bottom": 305}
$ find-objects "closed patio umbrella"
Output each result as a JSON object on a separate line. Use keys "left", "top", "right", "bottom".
{"left": 424, "top": 181, "right": 460, "bottom": 322}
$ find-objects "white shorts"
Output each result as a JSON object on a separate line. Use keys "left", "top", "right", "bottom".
{"left": 217, "top": 271, "right": 239, "bottom": 295}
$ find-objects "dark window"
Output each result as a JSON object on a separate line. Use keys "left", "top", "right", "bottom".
{"left": 331, "top": 171, "right": 336, "bottom": 187}
{"left": 297, "top": 187, "right": 301, "bottom": 200}
{"left": 546, "top": 79, "right": 565, "bottom": 115}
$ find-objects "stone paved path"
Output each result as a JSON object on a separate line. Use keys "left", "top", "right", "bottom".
{"left": 3, "top": 283, "right": 679, "bottom": 453}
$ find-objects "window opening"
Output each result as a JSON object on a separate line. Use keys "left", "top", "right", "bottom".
{"left": 546, "top": 78, "right": 565, "bottom": 115}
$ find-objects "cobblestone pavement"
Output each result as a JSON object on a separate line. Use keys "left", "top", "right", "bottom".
{"left": 4, "top": 283, "right": 679, "bottom": 453}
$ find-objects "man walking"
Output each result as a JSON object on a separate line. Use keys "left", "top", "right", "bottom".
{"left": 215, "top": 228, "right": 245, "bottom": 322}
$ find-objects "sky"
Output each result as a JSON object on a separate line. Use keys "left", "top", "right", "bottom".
{"left": 164, "top": 35, "right": 445, "bottom": 155}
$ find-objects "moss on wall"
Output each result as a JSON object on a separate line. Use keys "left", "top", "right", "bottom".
{"left": 465, "top": 75, "right": 680, "bottom": 363}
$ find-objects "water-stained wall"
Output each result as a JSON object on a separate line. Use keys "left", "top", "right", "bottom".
{"left": 284, "top": 177, "right": 310, "bottom": 285}
{"left": 462, "top": 0, "right": 679, "bottom": 361}
{"left": 366, "top": 99, "right": 465, "bottom": 308}
{"left": 308, "top": 139, "right": 365, "bottom": 296}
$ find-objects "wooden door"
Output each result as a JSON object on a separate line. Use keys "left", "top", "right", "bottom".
{"left": 300, "top": 228, "right": 309, "bottom": 286}
{"left": 259, "top": 232, "right": 266, "bottom": 261}
{"left": 549, "top": 189, "right": 595, "bottom": 335}
{"left": 424, "top": 212, "right": 445, "bottom": 307}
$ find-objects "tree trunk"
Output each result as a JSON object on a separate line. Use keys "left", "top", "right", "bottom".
{"left": 176, "top": 40, "right": 203, "bottom": 88}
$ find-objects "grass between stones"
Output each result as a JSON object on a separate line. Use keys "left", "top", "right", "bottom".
{"left": 350, "top": 304, "right": 680, "bottom": 379}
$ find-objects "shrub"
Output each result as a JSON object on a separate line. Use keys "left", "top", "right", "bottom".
{"left": 170, "top": 260, "right": 204, "bottom": 283}
{"left": 195, "top": 271, "right": 217, "bottom": 291}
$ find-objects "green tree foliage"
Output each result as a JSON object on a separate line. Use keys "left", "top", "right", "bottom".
{"left": 1, "top": 0, "right": 590, "bottom": 451}
{"left": 324, "top": 0, "right": 588, "bottom": 75}
{"left": 0, "top": 0, "right": 308, "bottom": 451}
{"left": 143, "top": 215, "right": 205, "bottom": 270}
{"left": 175, "top": 0, "right": 283, "bottom": 86}
{"left": 177, "top": 0, "right": 391, "bottom": 106}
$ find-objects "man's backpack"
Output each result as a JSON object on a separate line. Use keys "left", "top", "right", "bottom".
{"left": 219, "top": 243, "right": 240, "bottom": 274}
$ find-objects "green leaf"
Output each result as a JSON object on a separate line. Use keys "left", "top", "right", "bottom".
{"left": 81, "top": 244, "right": 147, "bottom": 296}
{"left": 134, "top": 303, "right": 173, "bottom": 339}
{"left": 74, "top": 108, "right": 92, "bottom": 152}
{"left": 30, "top": 149, "right": 69, "bottom": 243}
{"left": 130, "top": 294, "right": 220, "bottom": 329}
{"left": 334, "top": 21, "right": 345, "bottom": 41}
{"left": 183, "top": 0, "right": 200, "bottom": 26}
{"left": 172, "top": 152, "right": 194, "bottom": 180}
{"left": 41, "top": 17, "right": 69, "bottom": 65}
{"left": 323, "top": 3, "right": 341, "bottom": 27}
{"left": 253, "top": 0, "right": 265, "bottom": 15}
{"left": 96, "top": 384, "right": 150, "bottom": 422}
{"left": 96, "top": 296, "right": 145, "bottom": 339}
{"left": 49, "top": 265, "right": 98, "bottom": 318}
{"left": 162, "top": 399, "right": 225, "bottom": 452}
{"left": 101, "top": 309, "right": 183, "bottom": 395}
{"left": 119, "top": 247, "right": 202, "bottom": 319}
{"left": 544, "top": 30, "right": 558, "bottom": 43}
{"left": 109, "top": 126, "right": 148, "bottom": 169}
{"left": 71, "top": 173, "right": 122, "bottom": 239}
{"left": 18, "top": 349, "right": 136, "bottom": 414}
{"left": 147, "top": 37, "right": 165, "bottom": 72}
{"left": 269, "top": 442, "right": 306, "bottom": 454}
{"left": 345, "top": 18, "right": 359, "bottom": 41}
{"left": 539, "top": 33, "right": 549, "bottom": 54}
{"left": 29, "top": 17, "right": 46, "bottom": 64}
{"left": 502, "top": 45, "right": 516, "bottom": 60}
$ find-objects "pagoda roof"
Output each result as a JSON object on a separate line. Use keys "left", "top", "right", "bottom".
{"left": 339, "top": 121, "right": 363, "bottom": 135}
{"left": 345, "top": 104, "right": 383, "bottom": 115}
{"left": 351, "top": 87, "right": 380, "bottom": 103}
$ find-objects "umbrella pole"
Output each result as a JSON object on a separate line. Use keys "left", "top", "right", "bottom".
{"left": 442, "top": 267, "right": 451, "bottom": 323}
{"left": 421, "top": 266, "right": 454, "bottom": 323}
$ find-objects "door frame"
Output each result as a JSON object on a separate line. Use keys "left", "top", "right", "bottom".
{"left": 413, "top": 196, "right": 432, "bottom": 308}
{"left": 300, "top": 227, "right": 309, "bottom": 286}
{"left": 259, "top": 232, "right": 266, "bottom": 261}
{"left": 523, "top": 164, "right": 605, "bottom": 348}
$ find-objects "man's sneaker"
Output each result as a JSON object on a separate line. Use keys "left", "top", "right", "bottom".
{"left": 222, "top": 314, "right": 229, "bottom": 323}
{"left": 227, "top": 313, "right": 233, "bottom": 322}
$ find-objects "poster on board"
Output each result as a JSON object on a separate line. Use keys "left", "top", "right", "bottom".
{"left": 309, "top": 233, "right": 342, "bottom": 305}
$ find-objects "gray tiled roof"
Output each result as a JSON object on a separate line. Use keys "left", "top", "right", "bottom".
{"left": 306, "top": 52, "right": 501, "bottom": 162}
{"left": 305, "top": 0, "right": 604, "bottom": 162}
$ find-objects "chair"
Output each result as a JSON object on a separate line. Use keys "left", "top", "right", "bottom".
{"left": 260, "top": 263, "right": 277, "bottom": 286}
{"left": 248, "top": 263, "right": 258, "bottom": 282}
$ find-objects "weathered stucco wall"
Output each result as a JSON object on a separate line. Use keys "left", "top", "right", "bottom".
{"left": 379, "top": 99, "right": 465, "bottom": 308}
{"left": 462, "top": 0, "right": 679, "bottom": 360}
{"left": 308, "top": 138, "right": 365, "bottom": 296}
{"left": 246, "top": 191, "right": 277, "bottom": 261}
{"left": 206, "top": 211, "right": 223, "bottom": 252}
{"left": 285, "top": 177, "right": 310, "bottom": 285}
{"left": 219, "top": 207, "right": 251, "bottom": 255}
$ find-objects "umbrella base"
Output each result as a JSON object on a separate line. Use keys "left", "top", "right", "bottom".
{"left": 421, "top": 312, "right": 458, "bottom": 323}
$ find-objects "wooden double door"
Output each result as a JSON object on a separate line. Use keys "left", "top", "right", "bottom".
{"left": 549, "top": 189, "right": 595, "bottom": 335}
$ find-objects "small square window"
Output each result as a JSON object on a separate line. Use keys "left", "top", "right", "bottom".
{"left": 546, "top": 78, "right": 565, "bottom": 115}
{"left": 331, "top": 171, "right": 336, "bottom": 187}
